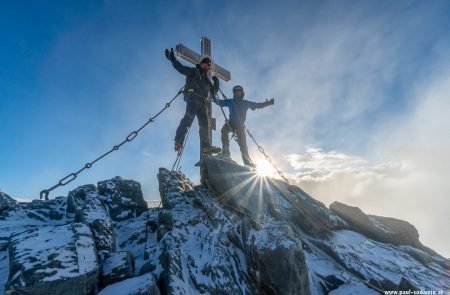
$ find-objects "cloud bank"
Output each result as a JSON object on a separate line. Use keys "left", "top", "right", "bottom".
{"left": 285, "top": 61, "right": 450, "bottom": 257}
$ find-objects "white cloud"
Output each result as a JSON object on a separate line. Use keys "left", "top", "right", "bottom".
{"left": 287, "top": 148, "right": 410, "bottom": 204}
{"left": 288, "top": 147, "right": 366, "bottom": 171}
{"left": 284, "top": 59, "right": 450, "bottom": 257}
{"left": 287, "top": 147, "right": 450, "bottom": 257}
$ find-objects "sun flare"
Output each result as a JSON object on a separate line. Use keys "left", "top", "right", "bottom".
{"left": 255, "top": 159, "right": 277, "bottom": 178}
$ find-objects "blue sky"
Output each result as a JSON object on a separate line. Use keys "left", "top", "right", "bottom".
{"left": 1, "top": 1, "right": 450, "bottom": 256}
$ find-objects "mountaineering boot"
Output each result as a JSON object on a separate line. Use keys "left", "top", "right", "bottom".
{"left": 195, "top": 146, "right": 221, "bottom": 166}
{"left": 218, "top": 151, "right": 231, "bottom": 160}
{"left": 201, "top": 146, "right": 221, "bottom": 155}
{"left": 174, "top": 142, "right": 183, "bottom": 152}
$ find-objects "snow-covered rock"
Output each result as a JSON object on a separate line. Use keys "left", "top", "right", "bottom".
{"left": 202, "top": 156, "right": 348, "bottom": 237}
{"left": 2, "top": 196, "right": 67, "bottom": 222}
{"left": 98, "top": 274, "right": 160, "bottom": 295}
{"left": 0, "top": 197, "right": 68, "bottom": 251}
{"left": 156, "top": 168, "right": 254, "bottom": 294}
{"left": 67, "top": 184, "right": 97, "bottom": 217}
{"left": 100, "top": 251, "right": 135, "bottom": 287}
{"left": 330, "top": 201, "right": 426, "bottom": 250}
{"left": 98, "top": 176, "right": 148, "bottom": 221}
{"left": 0, "top": 192, "right": 16, "bottom": 213}
{"left": 77, "top": 193, "right": 116, "bottom": 259}
{"left": 5, "top": 223, "right": 99, "bottom": 295}
{"left": 0, "top": 156, "right": 448, "bottom": 294}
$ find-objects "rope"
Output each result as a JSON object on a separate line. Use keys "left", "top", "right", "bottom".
{"left": 39, "top": 86, "right": 185, "bottom": 200}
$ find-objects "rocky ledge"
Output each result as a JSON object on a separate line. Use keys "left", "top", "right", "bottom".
{"left": 0, "top": 156, "right": 448, "bottom": 294}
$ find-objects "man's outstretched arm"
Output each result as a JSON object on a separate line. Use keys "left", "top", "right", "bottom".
{"left": 165, "top": 48, "right": 192, "bottom": 76}
{"left": 248, "top": 98, "right": 275, "bottom": 110}
{"left": 212, "top": 96, "right": 230, "bottom": 108}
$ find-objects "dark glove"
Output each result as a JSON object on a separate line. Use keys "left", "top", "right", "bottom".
{"left": 165, "top": 48, "right": 175, "bottom": 61}
{"left": 266, "top": 98, "right": 275, "bottom": 106}
{"left": 212, "top": 76, "right": 219, "bottom": 84}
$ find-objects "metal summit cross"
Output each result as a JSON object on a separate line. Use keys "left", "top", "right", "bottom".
{"left": 175, "top": 36, "right": 231, "bottom": 81}
{"left": 175, "top": 36, "right": 231, "bottom": 139}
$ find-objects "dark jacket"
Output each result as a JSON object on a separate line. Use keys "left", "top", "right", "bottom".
{"left": 214, "top": 97, "right": 269, "bottom": 125}
{"left": 170, "top": 59, "right": 218, "bottom": 101}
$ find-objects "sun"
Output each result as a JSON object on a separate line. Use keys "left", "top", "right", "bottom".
{"left": 255, "top": 159, "right": 277, "bottom": 178}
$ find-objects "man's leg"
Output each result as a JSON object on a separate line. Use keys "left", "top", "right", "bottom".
{"left": 235, "top": 125, "right": 253, "bottom": 166}
{"left": 197, "top": 102, "right": 220, "bottom": 154}
{"left": 174, "top": 101, "right": 196, "bottom": 147}
{"left": 221, "top": 123, "right": 232, "bottom": 156}
{"left": 196, "top": 102, "right": 210, "bottom": 150}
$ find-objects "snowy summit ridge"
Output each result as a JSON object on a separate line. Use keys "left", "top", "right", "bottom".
{"left": 0, "top": 156, "right": 448, "bottom": 295}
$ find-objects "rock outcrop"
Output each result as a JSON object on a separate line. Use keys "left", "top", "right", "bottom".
{"left": 98, "top": 274, "right": 160, "bottom": 295}
{"left": 0, "top": 192, "right": 16, "bottom": 213}
{"left": 98, "top": 176, "right": 148, "bottom": 221}
{"left": 329, "top": 201, "right": 425, "bottom": 249}
{"left": 1, "top": 176, "right": 149, "bottom": 295}
{"left": 6, "top": 223, "right": 99, "bottom": 295}
{"left": 0, "top": 156, "right": 448, "bottom": 294}
{"left": 202, "top": 157, "right": 348, "bottom": 237}
{"left": 76, "top": 193, "right": 116, "bottom": 258}
{"left": 100, "top": 251, "right": 135, "bottom": 287}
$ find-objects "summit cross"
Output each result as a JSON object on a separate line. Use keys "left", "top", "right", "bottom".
{"left": 176, "top": 36, "right": 231, "bottom": 81}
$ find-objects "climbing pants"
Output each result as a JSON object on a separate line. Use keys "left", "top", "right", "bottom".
{"left": 221, "top": 122, "right": 252, "bottom": 165}
{"left": 175, "top": 98, "right": 210, "bottom": 149}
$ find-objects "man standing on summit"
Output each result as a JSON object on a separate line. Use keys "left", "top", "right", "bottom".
{"left": 165, "top": 48, "right": 221, "bottom": 156}
{"left": 214, "top": 85, "right": 274, "bottom": 167}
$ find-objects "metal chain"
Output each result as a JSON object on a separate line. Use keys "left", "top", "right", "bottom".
{"left": 215, "top": 89, "right": 240, "bottom": 146}
{"left": 40, "top": 86, "right": 185, "bottom": 200}
{"left": 216, "top": 87, "right": 287, "bottom": 182}
{"left": 171, "top": 126, "right": 191, "bottom": 172}
{"left": 245, "top": 127, "right": 289, "bottom": 183}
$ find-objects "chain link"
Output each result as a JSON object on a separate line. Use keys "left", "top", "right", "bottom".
{"left": 216, "top": 88, "right": 289, "bottom": 184}
{"left": 245, "top": 126, "right": 289, "bottom": 184}
{"left": 215, "top": 89, "right": 240, "bottom": 144}
{"left": 171, "top": 127, "right": 191, "bottom": 172}
{"left": 40, "top": 86, "right": 185, "bottom": 200}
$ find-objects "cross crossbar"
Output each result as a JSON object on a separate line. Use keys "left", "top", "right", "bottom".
{"left": 175, "top": 36, "right": 231, "bottom": 81}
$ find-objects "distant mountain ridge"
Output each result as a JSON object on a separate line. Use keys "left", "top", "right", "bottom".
{"left": 0, "top": 156, "right": 448, "bottom": 294}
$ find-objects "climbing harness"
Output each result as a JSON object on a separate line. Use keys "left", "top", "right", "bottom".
{"left": 39, "top": 86, "right": 185, "bottom": 200}
{"left": 216, "top": 87, "right": 289, "bottom": 184}
{"left": 171, "top": 127, "right": 191, "bottom": 171}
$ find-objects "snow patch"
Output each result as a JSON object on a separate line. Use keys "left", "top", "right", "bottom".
{"left": 329, "top": 280, "right": 378, "bottom": 295}
{"left": 0, "top": 251, "right": 8, "bottom": 295}
{"left": 98, "top": 274, "right": 157, "bottom": 295}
